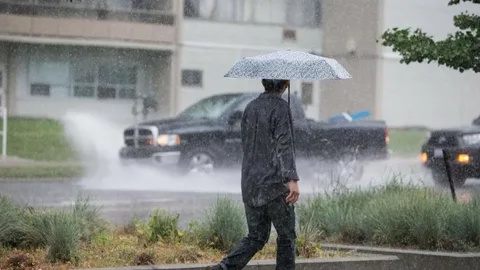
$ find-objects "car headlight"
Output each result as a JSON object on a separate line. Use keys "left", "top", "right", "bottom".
{"left": 157, "top": 134, "right": 181, "bottom": 146}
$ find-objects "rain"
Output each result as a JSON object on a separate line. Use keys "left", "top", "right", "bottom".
{"left": 0, "top": 0, "right": 480, "bottom": 269}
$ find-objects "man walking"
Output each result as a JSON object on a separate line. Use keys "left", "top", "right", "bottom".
{"left": 210, "top": 79, "right": 300, "bottom": 270}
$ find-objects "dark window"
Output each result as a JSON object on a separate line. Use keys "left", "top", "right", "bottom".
{"left": 0, "top": 70, "right": 3, "bottom": 89}
{"left": 184, "top": 0, "right": 199, "bottom": 18}
{"left": 98, "top": 66, "right": 137, "bottom": 85}
{"left": 181, "top": 69, "right": 203, "bottom": 87}
{"left": 233, "top": 97, "right": 256, "bottom": 113}
{"left": 30, "top": 84, "right": 50, "bottom": 96}
{"left": 283, "top": 29, "right": 297, "bottom": 41}
{"left": 73, "top": 86, "right": 95, "bottom": 98}
{"left": 301, "top": 82, "right": 313, "bottom": 105}
{"left": 73, "top": 65, "right": 95, "bottom": 84}
{"left": 119, "top": 88, "right": 137, "bottom": 99}
{"left": 97, "top": 86, "right": 116, "bottom": 99}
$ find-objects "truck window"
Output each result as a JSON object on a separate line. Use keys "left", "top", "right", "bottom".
{"left": 178, "top": 94, "right": 240, "bottom": 119}
{"left": 233, "top": 96, "right": 256, "bottom": 113}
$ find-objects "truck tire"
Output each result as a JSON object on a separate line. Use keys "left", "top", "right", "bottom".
{"left": 431, "top": 170, "right": 466, "bottom": 188}
{"left": 179, "top": 147, "right": 219, "bottom": 175}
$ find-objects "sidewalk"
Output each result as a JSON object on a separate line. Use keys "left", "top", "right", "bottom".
{"left": 0, "top": 156, "right": 81, "bottom": 167}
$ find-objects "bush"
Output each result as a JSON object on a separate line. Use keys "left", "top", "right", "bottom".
{"left": 298, "top": 180, "right": 480, "bottom": 251}
{"left": 14, "top": 197, "right": 103, "bottom": 263}
{"left": 196, "top": 197, "right": 247, "bottom": 252}
{"left": 0, "top": 196, "right": 24, "bottom": 247}
{"left": 134, "top": 210, "right": 183, "bottom": 244}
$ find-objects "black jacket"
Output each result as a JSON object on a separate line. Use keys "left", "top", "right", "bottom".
{"left": 240, "top": 92, "right": 299, "bottom": 207}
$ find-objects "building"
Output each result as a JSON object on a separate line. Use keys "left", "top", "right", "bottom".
{"left": 320, "top": 0, "right": 480, "bottom": 129}
{"left": 0, "top": 0, "right": 180, "bottom": 123}
{"left": 179, "top": 0, "right": 323, "bottom": 119}
{"left": 4, "top": 0, "right": 472, "bottom": 129}
{"left": 0, "top": 0, "right": 324, "bottom": 123}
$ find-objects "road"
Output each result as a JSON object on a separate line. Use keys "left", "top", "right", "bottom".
{"left": 1, "top": 156, "right": 476, "bottom": 226}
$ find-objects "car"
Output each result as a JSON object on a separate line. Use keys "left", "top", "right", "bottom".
{"left": 420, "top": 125, "right": 480, "bottom": 187}
{"left": 119, "top": 92, "right": 390, "bottom": 181}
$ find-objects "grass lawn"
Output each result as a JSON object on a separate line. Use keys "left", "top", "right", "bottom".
{"left": 0, "top": 165, "right": 84, "bottom": 179}
{"left": 388, "top": 129, "right": 428, "bottom": 157}
{"left": 0, "top": 117, "right": 78, "bottom": 162}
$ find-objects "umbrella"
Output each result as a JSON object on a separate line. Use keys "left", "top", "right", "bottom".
{"left": 224, "top": 50, "right": 352, "bottom": 103}
{"left": 224, "top": 50, "right": 352, "bottom": 81}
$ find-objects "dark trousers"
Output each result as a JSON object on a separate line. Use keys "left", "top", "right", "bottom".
{"left": 219, "top": 194, "right": 297, "bottom": 270}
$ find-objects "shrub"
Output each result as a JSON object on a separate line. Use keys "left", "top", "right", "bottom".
{"left": 0, "top": 196, "right": 24, "bottom": 247}
{"left": 45, "top": 211, "right": 84, "bottom": 263}
{"left": 298, "top": 180, "right": 480, "bottom": 251}
{"left": 196, "top": 197, "right": 246, "bottom": 252}
{"left": 134, "top": 210, "right": 183, "bottom": 244}
{"left": 18, "top": 197, "right": 103, "bottom": 263}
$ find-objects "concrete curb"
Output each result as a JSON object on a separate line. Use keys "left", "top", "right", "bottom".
{"left": 75, "top": 254, "right": 399, "bottom": 270}
{"left": 322, "top": 243, "right": 480, "bottom": 270}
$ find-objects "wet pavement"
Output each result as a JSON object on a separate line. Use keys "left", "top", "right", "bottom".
{"left": 1, "top": 156, "right": 477, "bottom": 226}
{"left": 0, "top": 179, "right": 243, "bottom": 226}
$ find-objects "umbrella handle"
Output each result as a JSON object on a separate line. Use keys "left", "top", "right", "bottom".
{"left": 288, "top": 85, "right": 290, "bottom": 106}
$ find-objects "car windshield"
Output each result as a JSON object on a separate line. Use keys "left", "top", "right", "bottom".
{"left": 177, "top": 94, "right": 241, "bottom": 120}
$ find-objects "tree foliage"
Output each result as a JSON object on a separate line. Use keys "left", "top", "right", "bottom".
{"left": 380, "top": 0, "right": 480, "bottom": 73}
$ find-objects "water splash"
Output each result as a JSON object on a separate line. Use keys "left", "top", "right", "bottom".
{"left": 61, "top": 111, "right": 431, "bottom": 194}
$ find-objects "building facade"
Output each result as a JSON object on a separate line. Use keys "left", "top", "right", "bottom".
{"left": 179, "top": 0, "right": 323, "bottom": 120}
{"left": 0, "top": 0, "right": 180, "bottom": 123}
{"left": 320, "top": 0, "right": 480, "bottom": 129}
{"left": 0, "top": 0, "right": 324, "bottom": 123}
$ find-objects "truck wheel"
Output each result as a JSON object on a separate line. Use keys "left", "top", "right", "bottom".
{"left": 431, "top": 170, "right": 466, "bottom": 188}
{"left": 179, "top": 147, "right": 218, "bottom": 175}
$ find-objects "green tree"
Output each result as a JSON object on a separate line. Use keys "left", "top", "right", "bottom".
{"left": 380, "top": 0, "right": 480, "bottom": 73}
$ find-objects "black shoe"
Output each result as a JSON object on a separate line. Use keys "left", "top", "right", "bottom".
{"left": 204, "top": 264, "right": 224, "bottom": 270}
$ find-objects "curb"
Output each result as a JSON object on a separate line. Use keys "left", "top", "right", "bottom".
{"left": 0, "top": 178, "right": 79, "bottom": 183}
{"left": 75, "top": 254, "right": 399, "bottom": 270}
{"left": 322, "top": 243, "right": 480, "bottom": 270}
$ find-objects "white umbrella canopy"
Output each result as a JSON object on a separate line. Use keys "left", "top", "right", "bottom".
{"left": 224, "top": 50, "right": 352, "bottom": 80}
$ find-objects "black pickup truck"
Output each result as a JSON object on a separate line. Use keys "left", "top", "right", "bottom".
{"left": 119, "top": 92, "right": 389, "bottom": 180}
{"left": 421, "top": 125, "right": 480, "bottom": 187}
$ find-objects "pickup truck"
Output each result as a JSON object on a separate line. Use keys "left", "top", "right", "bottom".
{"left": 421, "top": 125, "right": 480, "bottom": 187}
{"left": 119, "top": 92, "right": 389, "bottom": 181}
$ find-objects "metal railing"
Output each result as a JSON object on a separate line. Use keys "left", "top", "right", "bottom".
{"left": 0, "top": 0, "right": 175, "bottom": 25}
{"left": 0, "top": 106, "right": 6, "bottom": 160}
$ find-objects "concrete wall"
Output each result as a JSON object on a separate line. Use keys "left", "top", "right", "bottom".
{"left": 320, "top": 0, "right": 480, "bottom": 128}
{"left": 7, "top": 43, "right": 171, "bottom": 124}
{"left": 319, "top": 0, "right": 381, "bottom": 120}
{"left": 179, "top": 18, "right": 323, "bottom": 119}
{"left": 379, "top": 0, "right": 480, "bottom": 128}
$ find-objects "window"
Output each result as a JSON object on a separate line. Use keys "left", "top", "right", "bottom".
{"left": 97, "top": 65, "right": 137, "bottom": 99}
{"left": 184, "top": 0, "right": 322, "bottom": 28}
{"left": 233, "top": 96, "right": 256, "bottom": 113}
{"left": 29, "top": 60, "right": 69, "bottom": 97}
{"left": 72, "top": 63, "right": 95, "bottom": 98}
{"left": 301, "top": 82, "right": 313, "bottom": 105}
{"left": 181, "top": 69, "right": 203, "bottom": 88}
{"left": 178, "top": 94, "right": 241, "bottom": 119}
{"left": 184, "top": 0, "right": 200, "bottom": 17}
{"left": 30, "top": 84, "right": 51, "bottom": 97}
{"left": 70, "top": 62, "right": 137, "bottom": 100}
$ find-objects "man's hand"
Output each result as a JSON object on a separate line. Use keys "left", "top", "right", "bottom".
{"left": 286, "top": 180, "right": 300, "bottom": 205}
